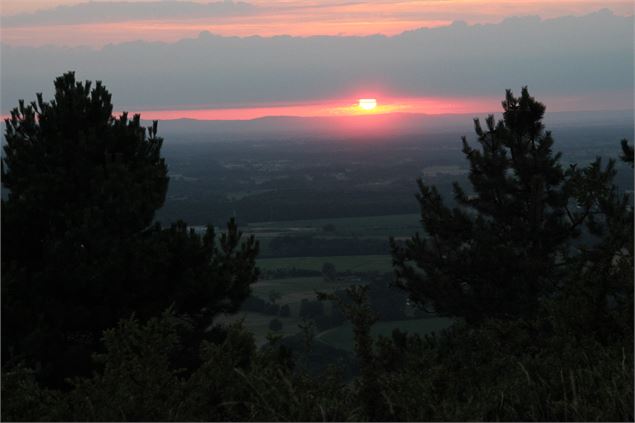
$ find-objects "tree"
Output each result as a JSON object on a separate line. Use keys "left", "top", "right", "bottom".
{"left": 322, "top": 223, "right": 337, "bottom": 232}
{"left": 367, "top": 274, "right": 408, "bottom": 321}
{"left": 553, "top": 140, "right": 634, "bottom": 343}
{"left": 2, "top": 73, "right": 168, "bottom": 257}
{"left": 299, "top": 299, "right": 325, "bottom": 319}
{"left": 322, "top": 262, "right": 337, "bottom": 282}
{"left": 268, "top": 289, "right": 282, "bottom": 304}
{"left": 268, "top": 318, "right": 283, "bottom": 332}
{"left": 279, "top": 304, "right": 291, "bottom": 317}
{"left": 318, "top": 286, "right": 383, "bottom": 420}
{"left": 620, "top": 138, "right": 634, "bottom": 165}
{"left": 1, "top": 72, "right": 259, "bottom": 387}
{"left": 391, "top": 87, "right": 616, "bottom": 323}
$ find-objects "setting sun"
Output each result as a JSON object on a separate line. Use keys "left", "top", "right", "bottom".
{"left": 358, "top": 98, "right": 377, "bottom": 111}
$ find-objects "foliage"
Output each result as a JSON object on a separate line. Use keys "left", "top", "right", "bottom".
{"left": 268, "top": 289, "right": 282, "bottom": 304}
{"left": 322, "top": 223, "right": 337, "bottom": 232}
{"left": 366, "top": 273, "right": 408, "bottom": 320}
{"left": 258, "top": 254, "right": 392, "bottom": 273}
{"left": 0, "top": 366, "right": 67, "bottom": 422}
{"left": 267, "top": 235, "right": 388, "bottom": 258}
{"left": 2, "top": 80, "right": 632, "bottom": 421}
{"left": 259, "top": 267, "right": 322, "bottom": 280}
{"left": 552, "top": 140, "right": 634, "bottom": 344}
{"left": 299, "top": 298, "right": 325, "bottom": 320}
{"left": 241, "top": 296, "right": 280, "bottom": 316}
{"left": 391, "top": 87, "right": 621, "bottom": 323}
{"left": 279, "top": 304, "right": 291, "bottom": 317}
{"left": 374, "top": 319, "right": 633, "bottom": 421}
{"left": 318, "top": 285, "right": 384, "bottom": 421}
{"left": 1, "top": 72, "right": 259, "bottom": 387}
{"left": 620, "top": 138, "right": 634, "bottom": 164}
{"left": 322, "top": 262, "right": 337, "bottom": 281}
{"left": 2, "top": 312, "right": 356, "bottom": 422}
{"left": 269, "top": 318, "right": 283, "bottom": 332}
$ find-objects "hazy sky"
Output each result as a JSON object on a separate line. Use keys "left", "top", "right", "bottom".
{"left": 1, "top": 3, "right": 633, "bottom": 118}
{"left": 1, "top": 0, "right": 633, "bottom": 46}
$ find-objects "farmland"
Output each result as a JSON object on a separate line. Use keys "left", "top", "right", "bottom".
{"left": 257, "top": 255, "right": 393, "bottom": 273}
{"left": 247, "top": 213, "right": 421, "bottom": 238}
{"left": 177, "top": 126, "right": 635, "bottom": 358}
{"left": 316, "top": 317, "right": 454, "bottom": 351}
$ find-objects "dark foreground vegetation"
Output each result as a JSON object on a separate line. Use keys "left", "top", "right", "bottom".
{"left": 2, "top": 73, "right": 633, "bottom": 421}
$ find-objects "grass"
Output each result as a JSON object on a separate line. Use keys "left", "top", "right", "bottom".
{"left": 247, "top": 213, "right": 421, "bottom": 238}
{"left": 241, "top": 214, "right": 421, "bottom": 256}
{"left": 217, "top": 313, "right": 454, "bottom": 350}
{"left": 316, "top": 317, "right": 454, "bottom": 351}
{"left": 223, "top": 276, "right": 355, "bottom": 346}
{"left": 252, "top": 276, "right": 354, "bottom": 318}
{"left": 257, "top": 255, "right": 393, "bottom": 273}
{"left": 223, "top": 275, "right": 452, "bottom": 350}
{"left": 253, "top": 277, "right": 353, "bottom": 301}
{"left": 215, "top": 311, "right": 302, "bottom": 346}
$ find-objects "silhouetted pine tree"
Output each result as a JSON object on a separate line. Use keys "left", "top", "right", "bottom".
{"left": 391, "top": 87, "right": 617, "bottom": 322}
{"left": 554, "top": 139, "right": 634, "bottom": 343}
{"left": 1, "top": 72, "right": 259, "bottom": 387}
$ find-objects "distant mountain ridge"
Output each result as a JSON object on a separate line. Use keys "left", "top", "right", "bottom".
{"left": 143, "top": 109, "right": 634, "bottom": 140}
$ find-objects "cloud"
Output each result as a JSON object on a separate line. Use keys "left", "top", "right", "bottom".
{"left": 2, "top": 0, "right": 632, "bottom": 46}
{"left": 1, "top": 9, "right": 632, "bottom": 114}
{"left": 1, "top": 1, "right": 257, "bottom": 27}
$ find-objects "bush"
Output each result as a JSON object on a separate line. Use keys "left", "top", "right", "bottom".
{"left": 2, "top": 312, "right": 355, "bottom": 421}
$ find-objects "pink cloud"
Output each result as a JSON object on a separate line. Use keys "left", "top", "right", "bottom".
{"left": 1, "top": 0, "right": 632, "bottom": 47}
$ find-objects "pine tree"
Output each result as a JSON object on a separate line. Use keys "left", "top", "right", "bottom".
{"left": 554, "top": 140, "right": 634, "bottom": 342}
{"left": 391, "top": 88, "right": 616, "bottom": 322}
{"left": 1, "top": 72, "right": 259, "bottom": 387}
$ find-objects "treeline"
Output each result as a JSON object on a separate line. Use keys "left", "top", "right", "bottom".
{"left": 159, "top": 186, "right": 421, "bottom": 226}
{"left": 259, "top": 267, "right": 322, "bottom": 279}
{"left": 242, "top": 296, "right": 290, "bottom": 317}
{"left": 1, "top": 76, "right": 632, "bottom": 421}
{"left": 245, "top": 272, "right": 411, "bottom": 332}
{"left": 265, "top": 235, "right": 389, "bottom": 257}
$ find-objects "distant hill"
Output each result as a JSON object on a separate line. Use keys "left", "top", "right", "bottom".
{"left": 145, "top": 109, "right": 634, "bottom": 141}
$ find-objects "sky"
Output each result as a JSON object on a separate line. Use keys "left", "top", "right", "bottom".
{"left": 2, "top": 0, "right": 633, "bottom": 45}
{"left": 1, "top": 1, "right": 633, "bottom": 119}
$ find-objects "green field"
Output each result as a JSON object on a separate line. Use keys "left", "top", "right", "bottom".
{"left": 316, "top": 318, "right": 454, "bottom": 351}
{"left": 222, "top": 276, "right": 354, "bottom": 345}
{"left": 257, "top": 255, "right": 393, "bottom": 273}
{"left": 218, "top": 311, "right": 454, "bottom": 349}
{"left": 247, "top": 213, "right": 421, "bottom": 238}
{"left": 252, "top": 276, "right": 354, "bottom": 318}
{"left": 220, "top": 272, "right": 451, "bottom": 349}
{"left": 221, "top": 214, "right": 426, "bottom": 349}
{"left": 253, "top": 277, "right": 352, "bottom": 301}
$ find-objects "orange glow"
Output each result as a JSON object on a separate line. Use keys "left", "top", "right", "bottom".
{"left": 127, "top": 96, "right": 501, "bottom": 121}
{"left": 4, "top": 92, "right": 627, "bottom": 122}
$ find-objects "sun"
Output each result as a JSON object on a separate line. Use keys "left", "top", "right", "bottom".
{"left": 358, "top": 98, "right": 377, "bottom": 111}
